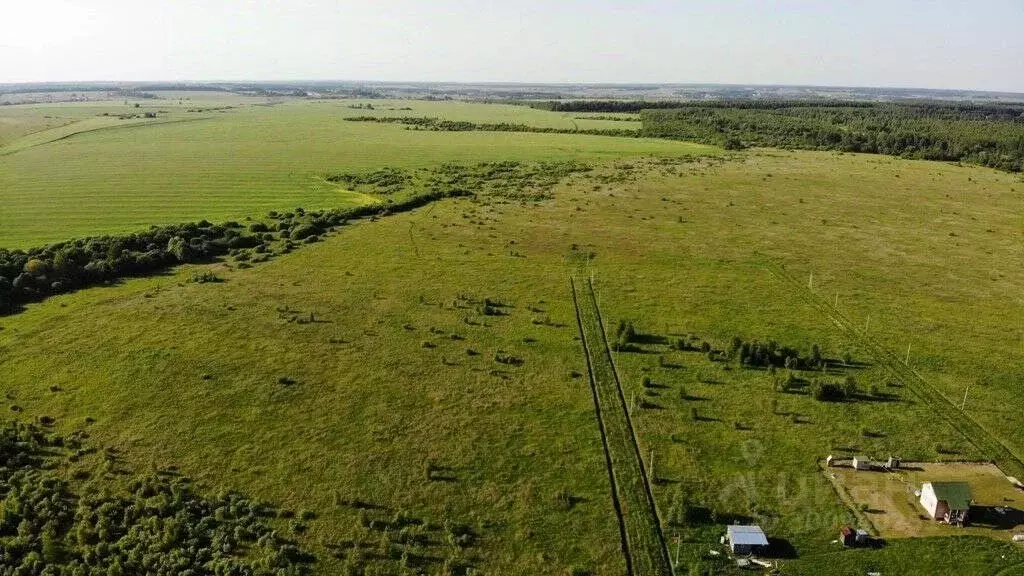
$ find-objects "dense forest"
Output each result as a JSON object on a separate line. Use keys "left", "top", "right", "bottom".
{"left": 640, "top": 101, "right": 1024, "bottom": 171}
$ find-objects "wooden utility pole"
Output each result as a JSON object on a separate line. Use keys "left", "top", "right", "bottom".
{"left": 648, "top": 449, "right": 655, "bottom": 480}
{"left": 905, "top": 344, "right": 911, "bottom": 365}
{"left": 961, "top": 385, "right": 970, "bottom": 412}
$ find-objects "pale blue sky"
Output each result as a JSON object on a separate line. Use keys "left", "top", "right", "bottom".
{"left": 1, "top": 0, "right": 1022, "bottom": 91}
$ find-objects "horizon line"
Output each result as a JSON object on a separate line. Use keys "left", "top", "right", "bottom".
{"left": 2, "top": 79, "right": 1024, "bottom": 97}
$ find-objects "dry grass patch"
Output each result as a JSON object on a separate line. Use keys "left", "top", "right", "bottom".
{"left": 830, "top": 462, "right": 1024, "bottom": 540}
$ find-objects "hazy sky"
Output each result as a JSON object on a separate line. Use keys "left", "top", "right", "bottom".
{"left": 2, "top": 0, "right": 1022, "bottom": 92}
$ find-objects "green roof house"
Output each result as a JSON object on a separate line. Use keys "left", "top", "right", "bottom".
{"left": 920, "top": 481, "right": 972, "bottom": 524}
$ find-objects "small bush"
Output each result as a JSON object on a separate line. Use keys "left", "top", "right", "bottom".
{"left": 290, "top": 224, "right": 320, "bottom": 240}
{"left": 554, "top": 489, "right": 576, "bottom": 511}
{"left": 188, "top": 271, "right": 222, "bottom": 284}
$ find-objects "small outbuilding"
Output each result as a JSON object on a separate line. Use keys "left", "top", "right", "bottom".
{"left": 726, "top": 525, "right": 769, "bottom": 555}
{"left": 920, "top": 481, "right": 972, "bottom": 524}
{"left": 852, "top": 456, "right": 872, "bottom": 471}
{"left": 885, "top": 456, "right": 901, "bottom": 470}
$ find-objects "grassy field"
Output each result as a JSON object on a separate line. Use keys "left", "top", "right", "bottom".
{"left": 0, "top": 97, "right": 678, "bottom": 248}
{"left": 1, "top": 99, "right": 1023, "bottom": 574}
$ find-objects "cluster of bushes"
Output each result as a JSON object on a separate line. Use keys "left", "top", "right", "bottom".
{"left": 329, "top": 160, "right": 592, "bottom": 201}
{"left": 324, "top": 167, "right": 410, "bottom": 194}
{"left": 727, "top": 337, "right": 826, "bottom": 370}
{"left": 338, "top": 501, "right": 480, "bottom": 575}
{"left": 642, "top": 101, "right": 1024, "bottom": 172}
{"left": 344, "top": 115, "right": 639, "bottom": 138}
{"left": 0, "top": 419, "right": 314, "bottom": 575}
{"left": 671, "top": 334, "right": 712, "bottom": 353}
{"left": 811, "top": 376, "right": 859, "bottom": 402}
{"left": 0, "top": 189, "right": 471, "bottom": 314}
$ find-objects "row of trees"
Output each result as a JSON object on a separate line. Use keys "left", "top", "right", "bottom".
{"left": 0, "top": 188, "right": 470, "bottom": 314}
{"left": 344, "top": 116, "right": 638, "bottom": 138}
{"left": 641, "top": 102, "right": 1024, "bottom": 172}
{"left": 1, "top": 159, "right": 596, "bottom": 314}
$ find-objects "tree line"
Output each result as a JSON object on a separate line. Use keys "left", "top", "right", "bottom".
{"left": 0, "top": 189, "right": 469, "bottom": 315}
{"left": 344, "top": 116, "right": 638, "bottom": 137}
{"left": 641, "top": 101, "right": 1024, "bottom": 172}
{"left": 1, "top": 160, "right": 594, "bottom": 314}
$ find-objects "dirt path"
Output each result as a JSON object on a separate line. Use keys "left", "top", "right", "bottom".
{"left": 571, "top": 274, "right": 673, "bottom": 576}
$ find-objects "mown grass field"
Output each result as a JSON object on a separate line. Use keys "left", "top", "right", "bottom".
{"left": 0, "top": 97, "right": 671, "bottom": 248}
{"left": 0, "top": 98, "right": 1023, "bottom": 574}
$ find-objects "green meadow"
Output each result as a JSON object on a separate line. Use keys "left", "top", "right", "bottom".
{"left": 0, "top": 96, "right": 1022, "bottom": 574}
{"left": 0, "top": 97, "right": 674, "bottom": 248}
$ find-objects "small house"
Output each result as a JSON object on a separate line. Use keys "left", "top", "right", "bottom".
{"left": 920, "top": 481, "right": 972, "bottom": 524}
{"left": 726, "top": 525, "right": 769, "bottom": 555}
{"left": 886, "top": 456, "right": 901, "bottom": 470}
{"left": 852, "top": 456, "right": 872, "bottom": 471}
{"left": 856, "top": 529, "right": 870, "bottom": 544}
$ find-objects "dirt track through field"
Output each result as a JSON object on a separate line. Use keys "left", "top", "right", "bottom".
{"left": 571, "top": 274, "right": 673, "bottom": 576}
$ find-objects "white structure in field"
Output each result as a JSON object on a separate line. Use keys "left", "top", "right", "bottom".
{"left": 920, "top": 481, "right": 972, "bottom": 524}
{"left": 852, "top": 456, "right": 871, "bottom": 471}
{"left": 726, "top": 525, "right": 769, "bottom": 555}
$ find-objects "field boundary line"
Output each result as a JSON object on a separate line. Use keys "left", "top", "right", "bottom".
{"left": 570, "top": 276, "right": 634, "bottom": 576}
{"left": 586, "top": 276, "right": 674, "bottom": 568}
{"left": 572, "top": 273, "right": 673, "bottom": 576}
{"left": 765, "top": 263, "right": 1024, "bottom": 479}
{"left": 0, "top": 117, "right": 215, "bottom": 157}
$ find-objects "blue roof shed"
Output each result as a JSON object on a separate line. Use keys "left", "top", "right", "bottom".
{"left": 726, "top": 525, "right": 769, "bottom": 555}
